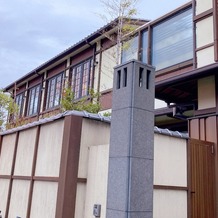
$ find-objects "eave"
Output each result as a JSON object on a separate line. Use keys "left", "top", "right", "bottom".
{"left": 4, "top": 18, "right": 148, "bottom": 92}
{"left": 155, "top": 62, "right": 218, "bottom": 104}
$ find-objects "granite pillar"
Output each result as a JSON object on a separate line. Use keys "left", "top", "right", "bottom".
{"left": 106, "top": 60, "right": 155, "bottom": 218}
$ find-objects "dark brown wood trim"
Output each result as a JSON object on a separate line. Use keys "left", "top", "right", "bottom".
{"left": 203, "top": 118, "right": 206, "bottom": 141}
{"left": 195, "top": 43, "right": 214, "bottom": 52}
{"left": 33, "top": 176, "right": 59, "bottom": 182}
{"left": 0, "top": 175, "right": 11, "bottom": 179}
{"left": 12, "top": 175, "right": 32, "bottom": 180}
{"left": 156, "top": 62, "right": 218, "bottom": 88}
{"left": 5, "top": 131, "right": 19, "bottom": 218}
{"left": 187, "top": 138, "right": 191, "bottom": 218}
{"left": 147, "top": 25, "right": 152, "bottom": 65}
{"left": 214, "top": 0, "right": 218, "bottom": 61}
{"left": 216, "top": 116, "right": 218, "bottom": 217}
{"left": 188, "top": 138, "right": 216, "bottom": 217}
{"left": 188, "top": 138, "right": 215, "bottom": 146}
{"left": 97, "top": 40, "right": 103, "bottom": 95}
{"left": 153, "top": 185, "right": 188, "bottom": 191}
{"left": 42, "top": 73, "right": 48, "bottom": 112}
{"left": 216, "top": 75, "right": 218, "bottom": 112}
{"left": 91, "top": 44, "right": 96, "bottom": 91}
{"left": 193, "top": 8, "right": 213, "bottom": 22}
{"left": 192, "top": 0, "right": 197, "bottom": 69}
{"left": 0, "top": 134, "right": 2, "bottom": 157}
{"left": 23, "top": 82, "right": 29, "bottom": 117}
{"left": 138, "top": 30, "right": 142, "bottom": 61}
{"left": 189, "top": 112, "right": 218, "bottom": 120}
{"left": 148, "top": 2, "right": 192, "bottom": 27}
{"left": 55, "top": 115, "right": 83, "bottom": 218}
{"left": 156, "top": 60, "right": 193, "bottom": 77}
{"left": 194, "top": 107, "right": 216, "bottom": 116}
{"left": 77, "top": 178, "right": 87, "bottom": 183}
{"left": 26, "top": 125, "right": 40, "bottom": 218}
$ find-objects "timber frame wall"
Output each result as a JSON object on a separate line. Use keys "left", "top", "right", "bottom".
{"left": 0, "top": 115, "right": 83, "bottom": 218}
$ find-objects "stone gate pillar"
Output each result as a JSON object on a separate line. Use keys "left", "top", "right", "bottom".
{"left": 106, "top": 60, "right": 155, "bottom": 218}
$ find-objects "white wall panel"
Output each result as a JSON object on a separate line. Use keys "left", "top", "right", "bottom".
{"left": 8, "top": 180, "right": 30, "bottom": 218}
{"left": 0, "top": 179, "right": 10, "bottom": 218}
{"left": 196, "top": 0, "right": 213, "bottom": 15}
{"left": 14, "top": 128, "right": 37, "bottom": 176}
{"left": 75, "top": 183, "right": 86, "bottom": 218}
{"left": 197, "top": 46, "right": 215, "bottom": 68}
{"left": 154, "top": 134, "right": 187, "bottom": 186}
{"left": 196, "top": 16, "right": 214, "bottom": 48}
{"left": 35, "top": 120, "right": 64, "bottom": 177}
{"left": 84, "top": 144, "right": 109, "bottom": 218}
{"left": 154, "top": 189, "right": 187, "bottom": 218}
{"left": 0, "top": 134, "right": 16, "bottom": 175}
{"left": 79, "top": 119, "right": 110, "bottom": 178}
{"left": 30, "top": 181, "right": 58, "bottom": 218}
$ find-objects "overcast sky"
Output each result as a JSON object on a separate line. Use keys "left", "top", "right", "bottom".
{"left": 0, "top": 0, "right": 189, "bottom": 89}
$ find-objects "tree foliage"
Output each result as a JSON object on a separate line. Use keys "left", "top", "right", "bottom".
{"left": 99, "top": 0, "right": 139, "bottom": 64}
{"left": 61, "top": 87, "right": 101, "bottom": 114}
{"left": 0, "top": 90, "right": 18, "bottom": 130}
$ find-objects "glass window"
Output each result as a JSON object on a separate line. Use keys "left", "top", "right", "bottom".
{"left": 152, "top": 7, "right": 193, "bottom": 70}
{"left": 121, "top": 36, "right": 139, "bottom": 63}
{"left": 46, "top": 73, "right": 63, "bottom": 109}
{"left": 142, "top": 30, "right": 148, "bottom": 63}
{"left": 71, "top": 59, "right": 92, "bottom": 99}
{"left": 27, "top": 85, "right": 40, "bottom": 116}
{"left": 15, "top": 93, "right": 24, "bottom": 117}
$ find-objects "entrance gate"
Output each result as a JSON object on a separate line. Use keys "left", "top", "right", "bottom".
{"left": 188, "top": 139, "right": 216, "bottom": 218}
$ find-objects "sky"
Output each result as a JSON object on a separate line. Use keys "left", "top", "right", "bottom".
{"left": 0, "top": 0, "right": 190, "bottom": 89}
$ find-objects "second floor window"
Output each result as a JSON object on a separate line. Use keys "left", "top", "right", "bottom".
{"left": 15, "top": 93, "right": 24, "bottom": 117}
{"left": 46, "top": 73, "right": 63, "bottom": 109}
{"left": 152, "top": 7, "right": 193, "bottom": 70}
{"left": 71, "top": 59, "right": 93, "bottom": 99}
{"left": 27, "top": 85, "right": 40, "bottom": 116}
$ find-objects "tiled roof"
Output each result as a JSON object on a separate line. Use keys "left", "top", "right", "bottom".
{"left": 4, "top": 18, "right": 148, "bottom": 91}
{"left": 0, "top": 110, "right": 188, "bottom": 139}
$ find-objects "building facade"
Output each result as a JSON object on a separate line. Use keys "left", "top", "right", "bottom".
{"left": 2, "top": 0, "right": 218, "bottom": 217}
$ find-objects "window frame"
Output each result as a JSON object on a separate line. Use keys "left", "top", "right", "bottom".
{"left": 45, "top": 72, "right": 64, "bottom": 110}
{"left": 15, "top": 92, "right": 25, "bottom": 117}
{"left": 151, "top": 7, "right": 193, "bottom": 70}
{"left": 26, "top": 84, "right": 41, "bottom": 116}
{"left": 71, "top": 59, "right": 93, "bottom": 100}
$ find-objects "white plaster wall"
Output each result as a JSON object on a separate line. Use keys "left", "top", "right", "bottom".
{"left": 197, "top": 46, "right": 215, "bottom": 68}
{"left": 14, "top": 127, "right": 37, "bottom": 176}
{"left": 75, "top": 183, "right": 86, "bottom": 218}
{"left": 196, "top": 16, "right": 214, "bottom": 49}
{"left": 155, "top": 99, "right": 167, "bottom": 109}
{"left": 79, "top": 132, "right": 188, "bottom": 218}
{"left": 196, "top": 0, "right": 213, "bottom": 15}
{"left": 154, "top": 134, "right": 187, "bottom": 187}
{"left": 8, "top": 180, "right": 30, "bottom": 218}
{"left": 100, "top": 46, "right": 117, "bottom": 92}
{"left": 153, "top": 189, "right": 187, "bottom": 218}
{"left": 0, "top": 134, "right": 16, "bottom": 175}
{"left": 30, "top": 181, "right": 58, "bottom": 218}
{"left": 78, "top": 119, "right": 110, "bottom": 178}
{"left": 198, "top": 76, "right": 216, "bottom": 110}
{"left": 35, "top": 120, "right": 64, "bottom": 177}
{"left": 84, "top": 144, "right": 109, "bottom": 218}
{"left": 0, "top": 179, "right": 10, "bottom": 218}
